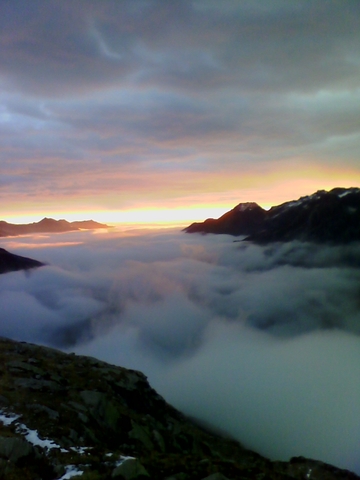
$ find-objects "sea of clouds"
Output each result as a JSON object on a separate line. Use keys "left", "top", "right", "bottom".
{"left": 1, "top": 226, "right": 360, "bottom": 473}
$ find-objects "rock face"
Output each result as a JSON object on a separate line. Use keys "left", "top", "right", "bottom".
{"left": 0, "top": 217, "right": 109, "bottom": 237}
{"left": 0, "top": 337, "right": 359, "bottom": 479}
{"left": 0, "top": 247, "right": 45, "bottom": 275}
{"left": 184, "top": 188, "right": 360, "bottom": 244}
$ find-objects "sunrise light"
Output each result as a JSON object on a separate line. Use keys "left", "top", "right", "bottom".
{"left": 3, "top": 3, "right": 360, "bottom": 477}
{"left": 0, "top": 206, "right": 231, "bottom": 227}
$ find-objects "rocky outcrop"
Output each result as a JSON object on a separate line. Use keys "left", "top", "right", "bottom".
{"left": 0, "top": 217, "right": 109, "bottom": 237}
{"left": 0, "top": 247, "right": 45, "bottom": 274}
{"left": 184, "top": 188, "right": 360, "bottom": 244}
{"left": 0, "top": 336, "right": 358, "bottom": 479}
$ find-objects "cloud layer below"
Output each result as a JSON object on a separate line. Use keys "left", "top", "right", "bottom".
{"left": 1, "top": 228, "right": 360, "bottom": 473}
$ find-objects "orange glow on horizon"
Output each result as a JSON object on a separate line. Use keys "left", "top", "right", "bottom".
{"left": 0, "top": 206, "right": 233, "bottom": 227}
{"left": 2, "top": 162, "right": 360, "bottom": 226}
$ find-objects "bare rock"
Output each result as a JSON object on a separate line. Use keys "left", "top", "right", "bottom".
{"left": 0, "top": 436, "right": 34, "bottom": 463}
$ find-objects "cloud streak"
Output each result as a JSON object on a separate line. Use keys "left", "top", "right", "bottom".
{"left": 1, "top": 228, "right": 360, "bottom": 473}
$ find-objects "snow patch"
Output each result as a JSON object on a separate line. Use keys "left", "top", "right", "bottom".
{"left": 70, "top": 446, "right": 92, "bottom": 455}
{"left": 16, "top": 424, "right": 61, "bottom": 450}
{"left": 338, "top": 188, "right": 360, "bottom": 198}
{"left": 283, "top": 199, "right": 304, "bottom": 209}
{"left": 0, "top": 410, "right": 20, "bottom": 426}
{"left": 115, "top": 455, "right": 136, "bottom": 467}
{"left": 57, "top": 465, "right": 84, "bottom": 479}
{"left": 235, "top": 202, "right": 259, "bottom": 212}
{"left": 0, "top": 408, "right": 60, "bottom": 452}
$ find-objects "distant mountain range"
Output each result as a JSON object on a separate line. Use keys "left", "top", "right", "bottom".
{"left": 0, "top": 217, "right": 109, "bottom": 237}
{"left": 185, "top": 187, "right": 360, "bottom": 244}
{"left": 0, "top": 217, "right": 109, "bottom": 275}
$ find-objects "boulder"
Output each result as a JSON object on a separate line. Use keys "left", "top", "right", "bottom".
{"left": 0, "top": 436, "right": 34, "bottom": 463}
{"left": 112, "top": 457, "right": 149, "bottom": 479}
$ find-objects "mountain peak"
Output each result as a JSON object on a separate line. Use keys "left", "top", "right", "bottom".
{"left": 185, "top": 187, "right": 360, "bottom": 244}
{"left": 234, "top": 202, "right": 261, "bottom": 212}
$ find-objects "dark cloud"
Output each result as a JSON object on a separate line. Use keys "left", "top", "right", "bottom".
{"left": 1, "top": 0, "right": 360, "bottom": 214}
{"left": 2, "top": 229, "right": 360, "bottom": 473}
{"left": 1, "top": 1, "right": 360, "bottom": 96}
{"left": 0, "top": 1, "right": 130, "bottom": 96}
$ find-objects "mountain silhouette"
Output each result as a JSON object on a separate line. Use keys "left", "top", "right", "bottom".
{"left": 0, "top": 248, "right": 44, "bottom": 275}
{"left": 0, "top": 218, "right": 109, "bottom": 237}
{"left": 185, "top": 187, "right": 360, "bottom": 244}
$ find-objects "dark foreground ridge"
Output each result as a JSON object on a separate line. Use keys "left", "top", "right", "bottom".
{"left": 0, "top": 217, "right": 109, "bottom": 237}
{"left": 0, "top": 248, "right": 45, "bottom": 275}
{"left": 184, "top": 187, "right": 360, "bottom": 244}
{"left": 0, "top": 337, "right": 358, "bottom": 480}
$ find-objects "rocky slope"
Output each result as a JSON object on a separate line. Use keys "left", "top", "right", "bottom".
{"left": 0, "top": 248, "right": 45, "bottom": 275}
{"left": 0, "top": 218, "right": 109, "bottom": 237}
{"left": 184, "top": 187, "right": 360, "bottom": 244}
{"left": 0, "top": 337, "right": 359, "bottom": 480}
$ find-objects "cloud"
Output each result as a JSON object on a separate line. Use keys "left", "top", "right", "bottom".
{"left": 1, "top": 0, "right": 360, "bottom": 213}
{"left": 2, "top": 228, "right": 360, "bottom": 473}
{"left": 1, "top": 1, "right": 360, "bottom": 97}
{"left": 151, "top": 323, "right": 360, "bottom": 473}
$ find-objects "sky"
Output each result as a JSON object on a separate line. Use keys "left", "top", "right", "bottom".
{"left": 1, "top": 0, "right": 360, "bottom": 224}
{"left": 2, "top": 228, "right": 360, "bottom": 473}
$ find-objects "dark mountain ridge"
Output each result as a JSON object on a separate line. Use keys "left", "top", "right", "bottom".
{"left": 184, "top": 187, "right": 360, "bottom": 244}
{"left": 0, "top": 218, "right": 109, "bottom": 237}
{"left": 0, "top": 336, "right": 358, "bottom": 479}
{"left": 0, "top": 248, "right": 45, "bottom": 275}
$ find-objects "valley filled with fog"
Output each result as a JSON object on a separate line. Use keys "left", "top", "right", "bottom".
{"left": 1, "top": 227, "right": 360, "bottom": 473}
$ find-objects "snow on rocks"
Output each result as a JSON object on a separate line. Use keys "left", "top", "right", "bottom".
{"left": 1, "top": 408, "right": 60, "bottom": 452}
{"left": 57, "top": 465, "right": 85, "bottom": 479}
{"left": 0, "top": 410, "right": 19, "bottom": 426}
